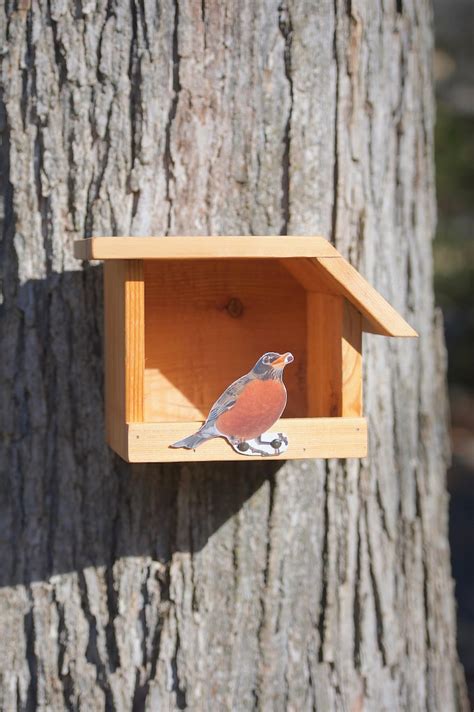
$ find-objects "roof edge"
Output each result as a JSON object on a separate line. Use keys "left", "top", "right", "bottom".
{"left": 74, "top": 236, "right": 340, "bottom": 260}
{"left": 314, "top": 257, "right": 418, "bottom": 337}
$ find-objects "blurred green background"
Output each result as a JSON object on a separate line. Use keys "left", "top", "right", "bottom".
{"left": 433, "top": 0, "right": 474, "bottom": 702}
{"left": 435, "top": 109, "right": 474, "bottom": 391}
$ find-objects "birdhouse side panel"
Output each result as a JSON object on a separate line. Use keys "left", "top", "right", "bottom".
{"left": 342, "top": 302, "right": 363, "bottom": 417}
{"left": 103, "top": 260, "right": 145, "bottom": 458}
{"left": 307, "top": 293, "right": 344, "bottom": 417}
{"left": 306, "top": 293, "right": 363, "bottom": 418}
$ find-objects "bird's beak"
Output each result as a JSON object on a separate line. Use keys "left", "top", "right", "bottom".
{"left": 272, "top": 352, "right": 294, "bottom": 368}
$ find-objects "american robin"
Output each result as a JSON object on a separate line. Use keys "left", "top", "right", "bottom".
{"left": 170, "top": 352, "right": 294, "bottom": 451}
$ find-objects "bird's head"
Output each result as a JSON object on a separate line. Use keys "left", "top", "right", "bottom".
{"left": 252, "top": 352, "right": 294, "bottom": 379}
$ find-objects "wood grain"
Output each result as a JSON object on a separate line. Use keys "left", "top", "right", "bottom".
{"left": 126, "top": 417, "right": 368, "bottom": 462}
{"left": 103, "top": 261, "right": 128, "bottom": 456}
{"left": 280, "top": 257, "right": 340, "bottom": 294}
{"left": 307, "top": 293, "right": 343, "bottom": 417}
{"left": 74, "top": 236, "right": 340, "bottom": 260}
{"left": 78, "top": 239, "right": 417, "bottom": 339}
{"left": 124, "top": 261, "right": 145, "bottom": 423}
{"left": 104, "top": 260, "right": 144, "bottom": 456}
{"left": 314, "top": 257, "right": 418, "bottom": 337}
{"left": 282, "top": 256, "right": 417, "bottom": 337}
{"left": 143, "top": 259, "right": 308, "bottom": 421}
{"left": 342, "top": 302, "right": 363, "bottom": 417}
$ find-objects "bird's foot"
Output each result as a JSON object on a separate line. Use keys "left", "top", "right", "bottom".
{"left": 228, "top": 432, "right": 289, "bottom": 457}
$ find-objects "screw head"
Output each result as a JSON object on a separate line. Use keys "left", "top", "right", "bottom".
{"left": 237, "top": 441, "right": 250, "bottom": 452}
{"left": 271, "top": 439, "right": 282, "bottom": 449}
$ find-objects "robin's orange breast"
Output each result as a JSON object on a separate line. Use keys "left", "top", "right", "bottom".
{"left": 216, "top": 379, "right": 287, "bottom": 441}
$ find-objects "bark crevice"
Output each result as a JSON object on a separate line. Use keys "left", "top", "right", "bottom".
{"left": 331, "top": 0, "right": 340, "bottom": 245}
{"left": 317, "top": 462, "right": 331, "bottom": 662}
{"left": 278, "top": 2, "right": 293, "bottom": 236}
{"left": 365, "top": 504, "right": 388, "bottom": 668}
{"left": 164, "top": 0, "right": 182, "bottom": 235}
{"left": 23, "top": 602, "right": 38, "bottom": 711}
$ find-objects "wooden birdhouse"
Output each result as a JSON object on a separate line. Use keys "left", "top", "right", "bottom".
{"left": 74, "top": 236, "right": 417, "bottom": 462}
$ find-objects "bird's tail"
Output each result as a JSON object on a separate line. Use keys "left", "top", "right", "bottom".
{"left": 170, "top": 428, "right": 209, "bottom": 450}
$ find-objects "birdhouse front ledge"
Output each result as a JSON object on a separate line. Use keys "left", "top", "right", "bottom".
{"left": 74, "top": 236, "right": 417, "bottom": 462}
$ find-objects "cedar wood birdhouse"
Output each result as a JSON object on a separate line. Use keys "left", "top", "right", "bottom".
{"left": 74, "top": 236, "right": 417, "bottom": 462}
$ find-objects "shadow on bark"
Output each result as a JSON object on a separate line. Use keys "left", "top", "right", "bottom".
{"left": 0, "top": 265, "right": 283, "bottom": 588}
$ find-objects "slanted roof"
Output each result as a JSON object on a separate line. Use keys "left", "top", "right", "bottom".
{"left": 74, "top": 236, "right": 417, "bottom": 338}
{"left": 281, "top": 256, "right": 418, "bottom": 337}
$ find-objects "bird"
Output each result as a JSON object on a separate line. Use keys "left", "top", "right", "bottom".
{"left": 170, "top": 352, "right": 294, "bottom": 451}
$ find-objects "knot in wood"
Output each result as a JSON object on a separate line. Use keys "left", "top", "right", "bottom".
{"left": 226, "top": 297, "right": 244, "bottom": 318}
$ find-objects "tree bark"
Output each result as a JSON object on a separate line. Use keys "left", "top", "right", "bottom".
{"left": 0, "top": 0, "right": 468, "bottom": 710}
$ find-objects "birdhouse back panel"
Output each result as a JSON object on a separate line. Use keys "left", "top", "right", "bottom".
{"left": 143, "top": 259, "right": 309, "bottom": 421}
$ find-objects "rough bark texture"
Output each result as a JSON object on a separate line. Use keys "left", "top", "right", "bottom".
{"left": 0, "top": 1, "right": 468, "bottom": 710}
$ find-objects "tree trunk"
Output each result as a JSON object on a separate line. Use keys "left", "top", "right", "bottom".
{"left": 0, "top": 1, "right": 468, "bottom": 710}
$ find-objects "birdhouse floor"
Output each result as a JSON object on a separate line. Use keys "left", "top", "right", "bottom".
{"left": 120, "top": 417, "right": 368, "bottom": 462}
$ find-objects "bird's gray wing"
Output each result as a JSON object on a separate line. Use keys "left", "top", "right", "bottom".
{"left": 205, "top": 373, "right": 251, "bottom": 426}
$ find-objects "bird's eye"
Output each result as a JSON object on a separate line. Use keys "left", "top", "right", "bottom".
{"left": 263, "top": 356, "right": 270, "bottom": 364}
